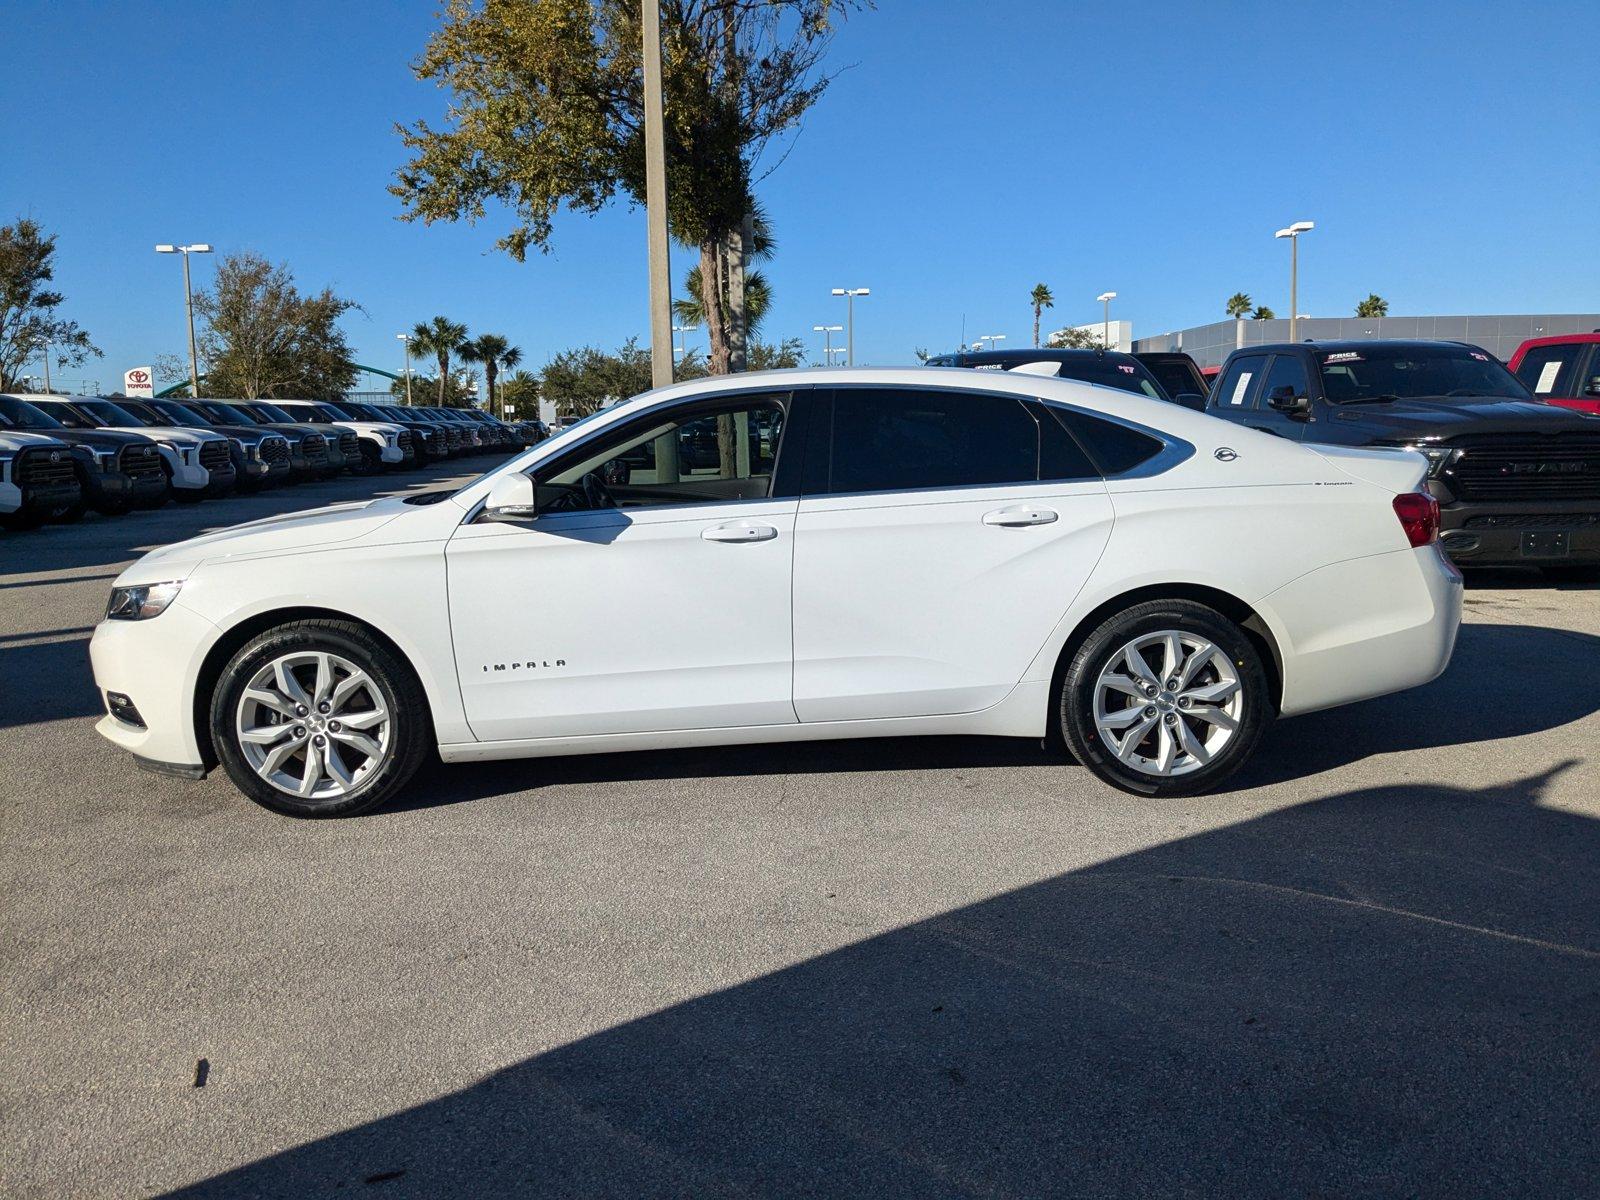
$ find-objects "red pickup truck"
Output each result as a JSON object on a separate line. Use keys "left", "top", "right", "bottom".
{"left": 1508, "top": 333, "right": 1600, "bottom": 415}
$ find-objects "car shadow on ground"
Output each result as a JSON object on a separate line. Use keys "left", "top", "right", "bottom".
{"left": 173, "top": 764, "right": 1599, "bottom": 1199}
{"left": 386, "top": 621, "right": 1600, "bottom": 812}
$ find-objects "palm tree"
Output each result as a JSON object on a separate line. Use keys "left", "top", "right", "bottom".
{"left": 1250, "top": 304, "right": 1276, "bottom": 321}
{"left": 1226, "top": 292, "right": 1253, "bottom": 320}
{"left": 1354, "top": 293, "right": 1389, "bottom": 318}
{"left": 460, "top": 333, "right": 524, "bottom": 419}
{"left": 1030, "top": 283, "right": 1055, "bottom": 347}
{"left": 409, "top": 316, "right": 468, "bottom": 405}
{"left": 674, "top": 268, "right": 772, "bottom": 337}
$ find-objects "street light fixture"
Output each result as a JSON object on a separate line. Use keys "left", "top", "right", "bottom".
{"left": 396, "top": 333, "right": 414, "bottom": 405}
{"left": 1096, "top": 292, "right": 1117, "bottom": 349}
{"left": 813, "top": 324, "right": 843, "bottom": 365}
{"left": 155, "top": 243, "right": 213, "bottom": 397}
{"left": 830, "top": 287, "right": 870, "bottom": 365}
{"left": 1274, "top": 221, "right": 1314, "bottom": 342}
{"left": 977, "top": 334, "right": 1006, "bottom": 352}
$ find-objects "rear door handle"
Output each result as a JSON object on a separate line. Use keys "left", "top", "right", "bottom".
{"left": 983, "top": 506, "right": 1059, "bottom": 528}
{"left": 701, "top": 522, "right": 778, "bottom": 543}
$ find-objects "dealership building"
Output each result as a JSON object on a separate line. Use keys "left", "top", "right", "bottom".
{"left": 1131, "top": 313, "right": 1600, "bottom": 370}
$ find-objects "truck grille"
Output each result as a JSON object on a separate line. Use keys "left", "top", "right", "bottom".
{"left": 302, "top": 432, "right": 328, "bottom": 462}
{"left": 397, "top": 430, "right": 413, "bottom": 454}
{"left": 199, "top": 440, "right": 232, "bottom": 472}
{"left": 1445, "top": 434, "right": 1600, "bottom": 503}
{"left": 118, "top": 444, "right": 164, "bottom": 481}
{"left": 16, "top": 448, "right": 76, "bottom": 487}
{"left": 337, "top": 431, "right": 359, "bottom": 461}
{"left": 261, "top": 437, "right": 291, "bottom": 467}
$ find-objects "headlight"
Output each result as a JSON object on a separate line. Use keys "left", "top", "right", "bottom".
{"left": 106, "top": 580, "right": 184, "bottom": 621}
{"left": 1384, "top": 441, "right": 1455, "bottom": 478}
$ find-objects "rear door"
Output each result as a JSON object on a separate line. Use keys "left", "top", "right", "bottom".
{"left": 791, "top": 386, "right": 1114, "bottom": 722}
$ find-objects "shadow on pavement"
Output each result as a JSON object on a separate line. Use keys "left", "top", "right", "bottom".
{"left": 173, "top": 765, "right": 1600, "bottom": 1198}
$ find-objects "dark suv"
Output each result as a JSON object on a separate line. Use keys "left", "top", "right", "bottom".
{"left": 924, "top": 349, "right": 1202, "bottom": 406}
{"left": 1206, "top": 340, "right": 1600, "bottom": 575}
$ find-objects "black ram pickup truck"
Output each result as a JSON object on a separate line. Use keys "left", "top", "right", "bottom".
{"left": 1206, "top": 340, "right": 1600, "bottom": 576}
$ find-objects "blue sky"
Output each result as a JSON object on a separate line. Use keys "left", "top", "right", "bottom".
{"left": 5, "top": 0, "right": 1598, "bottom": 392}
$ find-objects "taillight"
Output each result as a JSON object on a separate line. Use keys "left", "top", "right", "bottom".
{"left": 1392, "top": 492, "right": 1439, "bottom": 548}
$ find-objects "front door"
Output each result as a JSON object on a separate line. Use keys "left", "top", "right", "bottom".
{"left": 447, "top": 393, "right": 799, "bottom": 743}
{"left": 791, "top": 387, "right": 1115, "bottom": 722}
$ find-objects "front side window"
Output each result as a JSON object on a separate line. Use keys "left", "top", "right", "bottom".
{"left": 33, "top": 401, "right": 97, "bottom": 429}
{"left": 1514, "top": 344, "right": 1583, "bottom": 397}
{"left": 823, "top": 388, "right": 1093, "bottom": 496}
{"left": 1260, "top": 353, "right": 1311, "bottom": 402}
{"left": 537, "top": 397, "right": 787, "bottom": 511}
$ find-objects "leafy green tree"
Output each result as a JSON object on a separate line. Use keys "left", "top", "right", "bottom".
{"left": 1030, "top": 283, "right": 1054, "bottom": 347}
{"left": 1225, "top": 292, "right": 1252, "bottom": 319}
{"left": 539, "top": 338, "right": 655, "bottom": 419}
{"left": 1250, "top": 305, "right": 1276, "bottom": 321}
{"left": 747, "top": 337, "right": 806, "bottom": 371}
{"left": 460, "top": 332, "right": 524, "bottom": 419}
{"left": 0, "top": 217, "right": 101, "bottom": 390}
{"left": 1355, "top": 293, "right": 1389, "bottom": 318}
{"left": 391, "top": 0, "right": 863, "bottom": 375}
{"left": 498, "top": 368, "right": 542, "bottom": 420}
{"left": 1047, "top": 326, "right": 1103, "bottom": 349}
{"left": 409, "top": 316, "right": 469, "bottom": 405}
{"left": 195, "top": 251, "right": 359, "bottom": 401}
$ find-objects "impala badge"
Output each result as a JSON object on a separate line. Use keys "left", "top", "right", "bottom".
{"left": 1214, "top": 447, "right": 1238, "bottom": 462}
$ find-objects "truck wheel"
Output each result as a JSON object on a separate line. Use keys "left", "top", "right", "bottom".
{"left": 210, "top": 620, "right": 431, "bottom": 818}
{"left": 1057, "top": 599, "right": 1272, "bottom": 797}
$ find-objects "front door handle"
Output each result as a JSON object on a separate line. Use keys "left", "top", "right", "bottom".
{"left": 701, "top": 522, "right": 778, "bottom": 543}
{"left": 983, "top": 505, "right": 1059, "bottom": 528}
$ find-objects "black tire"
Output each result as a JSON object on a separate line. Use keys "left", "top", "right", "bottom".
{"left": 210, "top": 619, "right": 431, "bottom": 818}
{"left": 1, "top": 510, "right": 44, "bottom": 531}
{"left": 1057, "top": 599, "right": 1272, "bottom": 798}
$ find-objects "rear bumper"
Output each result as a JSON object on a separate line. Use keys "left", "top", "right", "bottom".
{"left": 1264, "top": 545, "right": 1463, "bottom": 718}
{"left": 1438, "top": 503, "right": 1600, "bottom": 566}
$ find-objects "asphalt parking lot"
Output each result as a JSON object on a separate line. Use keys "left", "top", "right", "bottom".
{"left": 2, "top": 467, "right": 1598, "bottom": 1198}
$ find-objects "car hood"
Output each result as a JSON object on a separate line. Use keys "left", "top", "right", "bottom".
{"left": 0, "top": 431, "right": 70, "bottom": 451}
{"left": 1326, "top": 395, "right": 1600, "bottom": 440}
{"left": 335, "top": 420, "right": 405, "bottom": 436}
{"left": 117, "top": 496, "right": 415, "bottom": 583}
{"left": 204, "top": 423, "right": 284, "bottom": 444}
{"left": 99, "top": 424, "right": 221, "bottom": 447}
{"left": 43, "top": 428, "right": 161, "bottom": 451}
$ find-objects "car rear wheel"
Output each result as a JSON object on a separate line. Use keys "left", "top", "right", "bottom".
{"left": 210, "top": 620, "right": 430, "bottom": 817}
{"left": 1058, "top": 599, "right": 1272, "bottom": 797}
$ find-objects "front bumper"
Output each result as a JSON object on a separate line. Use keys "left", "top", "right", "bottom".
{"left": 3, "top": 478, "right": 81, "bottom": 514}
{"left": 1437, "top": 502, "right": 1600, "bottom": 567}
{"left": 89, "top": 604, "right": 218, "bottom": 770}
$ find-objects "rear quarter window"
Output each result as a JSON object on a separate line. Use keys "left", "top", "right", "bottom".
{"left": 1049, "top": 407, "right": 1164, "bottom": 475}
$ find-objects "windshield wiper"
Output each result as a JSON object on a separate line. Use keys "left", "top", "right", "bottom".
{"left": 1335, "top": 393, "right": 1402, "bottom": 405}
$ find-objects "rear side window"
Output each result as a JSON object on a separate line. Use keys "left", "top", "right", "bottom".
{"left": 1213, "top": 357, "right": 1266, "bottom": 409}
{"left": 822, "top": 388, "right": 1095, "bottom": 495}
{"left": 1514, "top": 344, "right": 1584, "bottom": 396}
{"left": 1050, "top": 407, "right": 1164, "bottom": 475}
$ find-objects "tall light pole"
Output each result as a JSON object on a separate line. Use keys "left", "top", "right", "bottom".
{"left": 830, "top": 287, "right": 870, "bottom": 365}
{"left": 641, "top": 0, "right": 673, "bottom": 389}
{"left": 672, "top": 323, "right": 698, "bottom": 371}
{"left": 155, "top": 243, "right": 211, "bottom": 397}
{"left": 826, "top": 346, "right": 848, "bottom": 365}
{"left": 1274, "top": 221, "right": 1314, "bottom": 343}
{"left": 396, "top": 333, "right": 414, "bottom": 404}
{"left": 813, "top": 324, "right": 843, "bottom": 365}
{"left": 1096, "top": 291, "right": 1117, "bottom": 349}
{"left": 978, "top": 334, "right": 1006, "bottom": 352}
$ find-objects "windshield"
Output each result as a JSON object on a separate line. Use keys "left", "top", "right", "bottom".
{"left": 79, "top": 399, "right": 147, "bottom": 426}
{"left": 1317, "top": 345, "right": 1529, "bottom": 402}
{"left": 151, "top": 400, "right": 211, "bottom": 426}
{"left": 251, "top": 402, "right": 296, "bottom": 423}
{"left": 1142, "top": 360, "right": 1204, "bottom": 399}
{"left": 280, "top": 404, "right": 331, "bottom": 424}
{"left": 0, "top": 396, "right": 63, "bottom": 429}
{"left": 194, "top": 401, "right": 255, "bottom": 424}
{"left": 320, "top": 402, "right": 355, "bottom": 420}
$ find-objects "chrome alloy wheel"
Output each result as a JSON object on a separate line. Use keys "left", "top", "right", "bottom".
{"left": 234, "top": 652, "right": 392, "bottom": 799}
{"left": 1092, "top": 630, "right": 1243, "bottom": 778}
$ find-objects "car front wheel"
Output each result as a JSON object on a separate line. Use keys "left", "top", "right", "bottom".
{"left": 1058, "top": 599, "right": 1272, "bottom": 797}
{"left": 210, "top": 620, "right": 430, "bottom": 817}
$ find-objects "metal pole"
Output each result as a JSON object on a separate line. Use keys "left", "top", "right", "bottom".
{"left": 847, "top": 293, "right": 855, "bottom": 366}
{"left": 41, "top": 344, "right": 51, "bottom": 393}
{"left": 1289, "top": 235, "right": 1299, "bottom": 344}
{"left": 1103, "top": 298, "right": 1110, "bottom": 349}
{"left": 642, "top": 0, "right": 673, "bottom": 390}
{"left": 182, "top": 250, "right": 201, "bottom": 397}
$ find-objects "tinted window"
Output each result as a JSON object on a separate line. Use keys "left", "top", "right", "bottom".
{"left": 193, "top": 401, "right": 255, "bottom": 424}
{"left": 1514, "top": 343, "right": 1584, "bottom": 397}
{"left": 1142, "top": 359, "right": 1204, "bottom": 400}
{"left": 825, "top": 388, "right": 1090, "bottom": 495}
{"left": 32, "top": 400, "right": 97, "bottom": 428}
{"left": 0, "top": 396, "right": 63, "bottom": 429}
{"left": 151, "top": 400, "right": 211, "bottom": 426}
{"left": 1316, "top": 344, "right": 1526, "bottom": 402}
{"left": 1261, "top": 353, "right": 1310, "bottom": 401}
{"left": 1052, "top": 407, "right": 1164, "bottom": 475}
{"left": 1213, "top": 357, "right": 1266, "bottom": 410}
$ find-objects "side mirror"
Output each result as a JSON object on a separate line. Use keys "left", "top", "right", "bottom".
{"left": 1584, "top": 376, "right": 1600, "bottom": 397}
{"left": 1266, "top": 385, "right": 1311, "bottom": 415}
{"left": 1173, "top": 392, "right": 1208, "bottom": 412}
{"left": 482, "top": 472, "right": 538, "bottom": 523}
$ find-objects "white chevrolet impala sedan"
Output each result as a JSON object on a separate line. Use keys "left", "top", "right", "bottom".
{"left": 89, "top": 368, "right": 1462, "bottom": 816}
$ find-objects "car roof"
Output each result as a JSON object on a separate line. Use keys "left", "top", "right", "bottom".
{"left": 927, "top": 348, "right": 1141, "bottom": 365}
{"left": 1229, "top": 339, "right": 1492, "bottom": 356}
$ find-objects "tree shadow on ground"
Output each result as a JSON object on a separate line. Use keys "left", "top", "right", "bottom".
{"left": 174, "top": 764, "right": 1599, "bottom": 1198}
